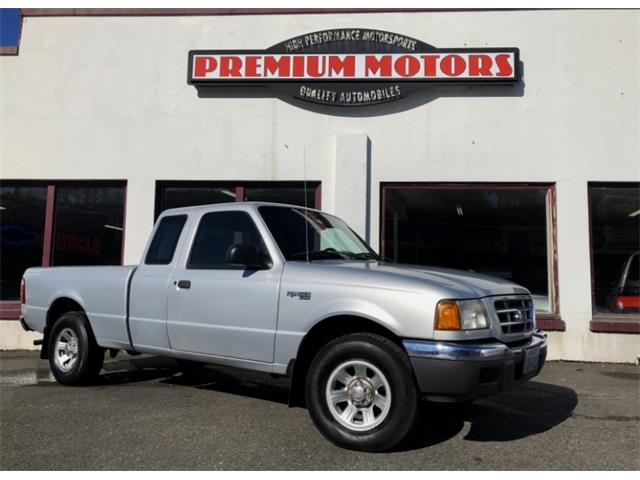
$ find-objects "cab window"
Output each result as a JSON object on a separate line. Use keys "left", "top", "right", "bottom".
{"left": 187, "top": 211, "right": 270, "bottom": 269}
{"left": 145, "top": 215, "right": 187, "bottom": 265}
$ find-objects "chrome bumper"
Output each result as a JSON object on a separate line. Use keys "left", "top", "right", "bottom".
{"left": 403, "top": 332, "right": 548, "bottom": 402}
{"left": 403, "top": 331, "right": 547, "bottom": 362}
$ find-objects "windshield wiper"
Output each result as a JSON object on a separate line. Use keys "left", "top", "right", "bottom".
{"left": 288, "top": 249, "right": 379, "bottom": 261}
{"left": 348, "top": 252, "right": 380, "bottom": 260}
{"left": 288, "top": 249, "right": 345, "bottom": 261}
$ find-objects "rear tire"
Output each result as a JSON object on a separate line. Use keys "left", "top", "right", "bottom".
{"left": 305, "top": 333, "right": 419, "bottom": 452}
{"left": 48, "top": 311, "right": 104, "bottom": 386}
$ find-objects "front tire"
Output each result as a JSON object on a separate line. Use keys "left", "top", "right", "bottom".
{"left": 305, "top": 333, "right": 419, "bottom": 452}
{"left": 48, "top": 311, "right": 104, "bottom": 386}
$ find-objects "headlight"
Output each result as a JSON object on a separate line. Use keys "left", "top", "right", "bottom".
{"left": 458, "top": 299, "right": 489, "bottom": 329}
{"left": 435, "top": 299, "right": 489, "bottom": 330}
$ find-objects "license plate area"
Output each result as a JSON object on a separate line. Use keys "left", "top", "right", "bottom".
{"left": 523, "top": 346, "right": 541, "bottom": 375}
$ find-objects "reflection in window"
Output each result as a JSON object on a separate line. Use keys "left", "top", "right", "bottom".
{"left": 259, "top": 206, "right": 373, "bottom": 261}
{"left": 382, "top": 185, "right": 552, "bottom": 312}
{"left": 161, "top": 187, "right": 237, "bottom": 212}
{"left": 589, "top": 185, "right": 640, "bottom": 315}
{"left": 0, "top": 186, "right": 47, "bottom": 300}
{"left": 51, "top": 186, "right": 125, "bottom": 266}
{"left": 244, "top": 186, "right": 314, "bottom": 207}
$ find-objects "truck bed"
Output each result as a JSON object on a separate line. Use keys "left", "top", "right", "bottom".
{"left": 22, "top": 266, "right": 137, "bottom": 350}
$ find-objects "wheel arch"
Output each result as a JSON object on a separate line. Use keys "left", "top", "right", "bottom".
{"left": 41, "top": 297, "right": 87, "bottom": 359}
{"left": 288, "top": 314, "right": 404, "bottom": 408}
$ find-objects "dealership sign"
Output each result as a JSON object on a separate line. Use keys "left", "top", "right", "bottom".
{"left": 188, "top": 29, "right": 520, "bottom": 107}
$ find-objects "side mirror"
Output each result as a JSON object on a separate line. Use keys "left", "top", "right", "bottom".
{"left": 226, "top": 244, "right": 269, "bottom": 269}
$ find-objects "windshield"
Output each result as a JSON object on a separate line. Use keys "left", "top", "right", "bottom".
{"left": 258, "top": 206, "right": 379, "bottom": 261}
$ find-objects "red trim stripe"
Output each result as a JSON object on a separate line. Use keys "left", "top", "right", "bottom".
{"left": 41, "top": 186, "right": 56, "bottom": 266}
{"left": 591, "top": 320, "right": 640, "bottom": 334}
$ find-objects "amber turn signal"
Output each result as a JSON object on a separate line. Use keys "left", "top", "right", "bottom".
{"left": 435, "top": 300, "right": 461, "bottom": 330}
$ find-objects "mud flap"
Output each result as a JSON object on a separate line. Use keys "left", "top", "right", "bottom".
{"left": 39, "top": 326, "right": 50, "bottom": 360}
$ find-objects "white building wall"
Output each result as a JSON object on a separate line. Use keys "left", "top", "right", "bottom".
{"left": 1, "top": 10, "right": 639, "bottom": 360}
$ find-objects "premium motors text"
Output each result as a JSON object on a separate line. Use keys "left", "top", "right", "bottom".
{"left": 191, "top": 52, "right": 516, "bottom": 81}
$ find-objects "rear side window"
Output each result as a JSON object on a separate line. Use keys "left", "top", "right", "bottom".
{"left": 145, "top": 215, "right": 187, "bottom": 265}
{"left": 188, "top": 211, "right": 269, "bottom": 269}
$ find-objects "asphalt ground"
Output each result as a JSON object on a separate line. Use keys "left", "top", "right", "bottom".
{"left": 0, "top": 351, "right": 638, "bottom": 470}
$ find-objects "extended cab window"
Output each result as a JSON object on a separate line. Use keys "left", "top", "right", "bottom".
{"left": 145, "top": 215, "right": 187, "bottom": 265}
{"left": 188, "top": 211, "right": 270, "bottom": 269}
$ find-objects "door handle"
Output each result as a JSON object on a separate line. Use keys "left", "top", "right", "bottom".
{"left": 175, "top": 280, "right": 191, "bottom": 289}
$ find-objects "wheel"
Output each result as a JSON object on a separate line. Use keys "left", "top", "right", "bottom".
{"left": 48, "top": 311, "right": 104, "bottom": 386}
{"left": 305, "top": 333, "right": 420, "bottom": 452}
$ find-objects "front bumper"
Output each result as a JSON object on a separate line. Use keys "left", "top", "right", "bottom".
{"left": 403, "top": 332, "right": 547, "bottom": 402}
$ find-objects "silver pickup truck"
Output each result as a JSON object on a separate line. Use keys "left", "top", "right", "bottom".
{"left": 20, "top": 202, "right": 546, "bottom": 451}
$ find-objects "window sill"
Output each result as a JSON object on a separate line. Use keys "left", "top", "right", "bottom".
{"left": 0, "top": 46, "right": 18, "bottom": 55}
{"left": 590, "top": 315, "right": 640, "bottom": 334}
{"left": 536, "top": 315, "right": 566, "bottom": 331}
{"left": 0, "top": 301, "right": 21, "bottom": 319}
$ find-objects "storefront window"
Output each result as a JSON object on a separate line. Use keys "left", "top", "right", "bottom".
{"left": 0, "top": 182, "right": 126, "bottom": 302}
{"left": 382, "top": 184, "right": 553, "bottom": 313}
{"left": 589, "top": 184, "right": 640, "bottom": 316}
{"left": 0, "top": 185, "right": 47, "bottom": 300}
{"left": 51, "top": 186, "right": 125, "bottom": 266}
{"left": 156, "top": 181, "right": 319, "bottom": 219}
{"left": 244, "top": 186, "right": 315, "bottom": 207}
{"left": 161, "top": 186, "right": 238, "bottom": 211}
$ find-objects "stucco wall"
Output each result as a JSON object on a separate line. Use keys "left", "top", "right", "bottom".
{"left": 1, "top": 10, "right": 639, "bottom": 361}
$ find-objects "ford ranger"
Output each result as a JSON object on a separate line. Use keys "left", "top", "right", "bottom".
{"left": 20, "top": 202, "right": 546, "bottom": 451}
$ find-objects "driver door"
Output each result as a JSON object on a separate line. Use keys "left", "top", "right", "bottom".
{"left": 166, "top": 209, "right": 281, "bottom": 363}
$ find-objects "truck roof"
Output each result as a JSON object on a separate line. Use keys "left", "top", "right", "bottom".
{"left": 159, "top": 201, "right": 321, "bottom": 217}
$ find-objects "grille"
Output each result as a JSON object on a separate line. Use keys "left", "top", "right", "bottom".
{"left": 494, "top": 297, "right": 535, "bottom": 335}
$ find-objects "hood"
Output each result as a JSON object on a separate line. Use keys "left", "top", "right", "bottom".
{"left": 292, "top": 260, "right": 530, "bottom": 299}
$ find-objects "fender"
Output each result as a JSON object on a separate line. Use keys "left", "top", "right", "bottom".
{"left": 306, "top": 298, "right": 403, "bottom": 337}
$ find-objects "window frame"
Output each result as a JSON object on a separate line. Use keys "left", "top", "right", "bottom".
{"left": 380, "top": 182, "right": 564, "bottom": 331}
{"left": 0, "top": 180, "right": 127, "bottom": 319}
{"left": 587, "top": 182, "right": 640, "bottom": 334}
{"left": 154, "top": 180, "right": 322, "bottom": 220}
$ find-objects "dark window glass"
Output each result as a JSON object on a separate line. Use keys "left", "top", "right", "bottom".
{"left": 589, "top": 185, "right": 640, "bottom": 314}
{"left": 156, "top": 183, "right": 319, "bottom": 218}
{"left": 188, "top": 211, "right": 269, "bottom": 269}
{"left": 162, "top": 187, "right": 237, "bottom": 212}
{"left": 383, "top": 186, "right": 551, "bottom": 312}
{"left": 145, "top": 215, "right": 187, "bottom": 265}
{"left": 51, "top": 186, "right": 125, "bottom": 266}
{"left": 625, "top": 255, "right": 639, "bottom": 289}
{"left": 0, "top": 186, "right": 47, "bottom": 300}
{"left": 244, "top": 186, "right": 315, "bottom": 207}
